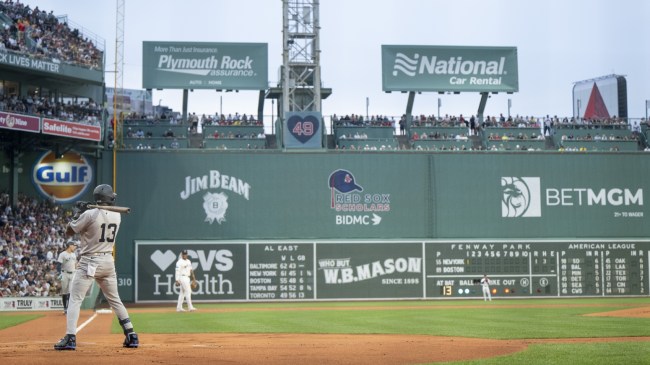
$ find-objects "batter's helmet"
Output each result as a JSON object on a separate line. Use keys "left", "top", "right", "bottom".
{"left": 93, "top": 184, "right": 116, "bottom": 206}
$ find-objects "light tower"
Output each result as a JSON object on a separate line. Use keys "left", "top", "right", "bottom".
{"left": 112, "top": 0, "right": 124, "bottom": 188}
{"left": 281, "top": 0, "right": 322, "bottom": 115}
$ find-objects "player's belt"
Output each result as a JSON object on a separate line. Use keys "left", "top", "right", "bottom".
{"left": 65, "top": 271, "right": 74, "bottom": 274}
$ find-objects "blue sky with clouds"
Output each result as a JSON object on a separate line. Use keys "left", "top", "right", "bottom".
{"left": 20, "top": 0, "right": 650, "bottom": 122}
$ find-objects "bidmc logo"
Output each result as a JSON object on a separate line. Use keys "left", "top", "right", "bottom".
{"left": 32, "top": 150, "right": 93, "bottom": 203}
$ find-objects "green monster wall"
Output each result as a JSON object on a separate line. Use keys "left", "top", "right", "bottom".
{"left": 114, "top": 151, "right": 648, "bottom": 242}
{"left": 5, "top": 150, "right": 648, "bottom": 301}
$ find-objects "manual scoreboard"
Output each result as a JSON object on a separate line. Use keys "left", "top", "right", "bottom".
{"left": 427, "top": 240, "right": 648, "bottom": 298}
{"left": 135, "top": 240, "right": 649, "bottom": 302}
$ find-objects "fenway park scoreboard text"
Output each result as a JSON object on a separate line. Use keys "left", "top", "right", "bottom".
{"left": 134, "top": 240, "right": 649, "bottom": 302}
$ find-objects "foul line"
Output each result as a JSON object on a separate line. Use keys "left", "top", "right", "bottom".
{"left": 76, "top": 312, "right": 98, "bottom": 334}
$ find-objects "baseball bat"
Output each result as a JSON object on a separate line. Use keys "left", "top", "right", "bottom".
{"left": 88, "top": 205, "right": 131, "bottom": 214}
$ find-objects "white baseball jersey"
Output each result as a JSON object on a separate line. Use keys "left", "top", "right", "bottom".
{"left": 175, "top": 257, "right": 193, "bottom": 281}
{"left": 68, "top": 208, "right": 121, "bottom": 255}
{"left": 57, "top": 250, "right": 77, "bottom": 273}
{"left": 481, "top": 277, "right": 490, "bottom": 288}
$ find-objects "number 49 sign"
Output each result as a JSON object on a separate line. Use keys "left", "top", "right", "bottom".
{"left": 284, "top": 112, "right": 322, "bottom": 148}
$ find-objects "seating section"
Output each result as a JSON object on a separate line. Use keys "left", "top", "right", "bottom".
{"left": 559, "top": 140, "right": 638, "bottom": 152}
{"left": 121, "top": 120, "right": 266, "bottom": 150}
{"left": 118, "top": 119, "right": 645, "bottom": 152}
{"left": 412, "top": 139, "right": 473, "bottom": 151}
{"left": 203, "top": 138, "right": 266, "bottom": 150}
{"left": 484, "top": 127, "right": 545, "bottom": 151}
{"left": 337, "top": 138, "right": 398, "bottom": 150}
{"left": 334, "top": 126, "right": 397, "bottom": 150}
{"left": 486, "top": 139, "right": 547, "bottom": 151}
{"left": 554, "top": 125, "right": 638, "bottom": 151}
{"left": 410, "top": 126, "right": 477, "bottom": 151}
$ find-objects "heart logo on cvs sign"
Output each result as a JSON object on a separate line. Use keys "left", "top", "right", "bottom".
{"left": 287, "top": 114, "right": 320, "bottom": 143}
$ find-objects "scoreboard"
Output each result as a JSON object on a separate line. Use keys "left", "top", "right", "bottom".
{"left": 427, "top": 241, "right": 648, "bottom": 298}
{"left": 135, "top": 240, "right": 649, "bottom": 302}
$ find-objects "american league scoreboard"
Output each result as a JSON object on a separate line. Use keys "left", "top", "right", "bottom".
{"left": 427, "top": 240, "right": 648, "bottom": 298}
{"left": 134, "top": 240, "right": 649, "bottom": 302}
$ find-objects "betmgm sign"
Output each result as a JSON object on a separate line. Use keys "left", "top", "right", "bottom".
{"left": 142, "top": 41, "right": 268, "bottom": 90}
{"left": 382, "top": 45, "right": 518, "bottom": 93}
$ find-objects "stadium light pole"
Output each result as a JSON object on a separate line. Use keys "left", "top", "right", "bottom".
{"left": 577, "top": 99, "right": 582, "bottom": 120}
{"left": 508, "top": 98, "right": 512, "bottom": 118}
{"left": 646, "top": 100, "right": 649, "bottom": 121}
{"left": 437, "top": 98, "right": 441, "bottom": 120}
{"left": 366, "top": 97, "right": 369, "bottom": 121}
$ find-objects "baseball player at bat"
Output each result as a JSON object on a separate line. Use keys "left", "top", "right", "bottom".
{"left": 56, "top": 240, "right": 77, "bottom": 314}
{"left": 54, "top": 184, "right": 139, "bottom": 350}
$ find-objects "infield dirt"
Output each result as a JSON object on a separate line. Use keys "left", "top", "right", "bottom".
{"left": 0, "top": 304, "right": 648, "bottom": 365}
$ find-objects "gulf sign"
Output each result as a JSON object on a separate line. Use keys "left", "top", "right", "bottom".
{"left": 31, "top": 151, "right": 93, "bottom": 203}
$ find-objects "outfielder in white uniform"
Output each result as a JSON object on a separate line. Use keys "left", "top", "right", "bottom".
{"left": 54, "top": 184, "right": 139, "bottom": 351}
{"left": 56, "top": 241, "right": 77, "bottom": 314}
{"left": 481, "top": 274, "right": 492, "bottom": 301}
{"left": 175, "top": 250, "right": 197, "bottom": 312}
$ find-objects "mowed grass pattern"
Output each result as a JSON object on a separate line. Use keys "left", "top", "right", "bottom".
{"left": 118, "top": 298, "right": 650, "bottom": 339}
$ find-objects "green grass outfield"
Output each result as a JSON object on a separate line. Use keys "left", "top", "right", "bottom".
{"left": 2, "top": 298, "right": 648, "bottom": 364}
{"left": 0, "top": 313, "right": 42, "bottom": 329}
{"left": 117, "top": 298, "right": 650, "bottom": 364}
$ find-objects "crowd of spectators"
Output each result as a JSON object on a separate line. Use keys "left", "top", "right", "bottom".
{"left": 0, "top": 1, "right": 103, "bottom": 69}
{"left": 332, "top": 114, "right": 394, "bottom": 128}
{"left": 408, "top": 113, "right": 635, "bottom": 130}
{"left": 198, "top": 112, "right": 261, "bottom": 127}
{"left": 559, "top": 133, "right": 636, "bottom": 142}
{"left": 335, "top": 143, "right": 403, "bottom": 151}
{"left": 0, "top": 94, "right": 102, "bottom": 125}
{"left": 487, "top": 132, "right": 543, "bottom": 141}
{"left": 209, "top": 130, "right": 265, "bottom": 140}
{"left": 123, "top": 112, "right": 263, "bottom": 128}
{"left": 0, "top": 193, "right": 72, "bottom": 298}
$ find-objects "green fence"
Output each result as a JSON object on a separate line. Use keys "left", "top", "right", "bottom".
{"left": 4, "top": 149, "right": 650, "bottom": 302}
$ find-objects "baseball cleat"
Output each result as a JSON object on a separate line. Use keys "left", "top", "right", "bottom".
{"left": 54, "top": 334, "right": 76, "bottom": 350}
{"left": 176, "top": 308, "right": 186, "bottom": 312}
{"left": 123, "top": 332, "right": 139, "bottom": 348}
{"left": 189, "top": 307, "right": 197, "bottom": 312}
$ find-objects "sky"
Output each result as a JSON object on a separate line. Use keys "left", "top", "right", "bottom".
{"left": 20, "top": 0, "right": 650, "bottom": 126}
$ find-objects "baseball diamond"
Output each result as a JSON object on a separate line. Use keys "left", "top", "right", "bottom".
{"left": 0, "top": 1, "right": 649, "bottom": 364}
{"left": 1, "top": 300, "right": 650, "bottom": 365}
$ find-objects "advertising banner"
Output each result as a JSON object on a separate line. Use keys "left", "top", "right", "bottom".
{"left": 105, "top": 87, "right": 153, "bottom": 115}
{"left": 432, "top": 154, "right": 649, "bottom": 238}
{"left": 31, "top": 150, "right": 93, "bottom": 203}
{"left": 142, "top": 42, "right": 268, "bottom": 90}
{"left": 0, "top": 297, "right": 64, "bottom": 311}
{"left": 572, "top": 75, "right": 627, "bottom": 119}
{"left": 135, "top": 241, "right": 247, "bottom": 302}
{"left": 315, "top": 242, "right": 423, "bottom": 299}
{"left": 42, "top": 118, "right": 102, "bottom": 141}
{"left": 0, "top": 111, "right": 40, "bottom": 133}
{"left": 0, "top": 49, "right": 103, "bottom": 83}
{"left": 382, "top": 45, "right": 518, "bottom": 92}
